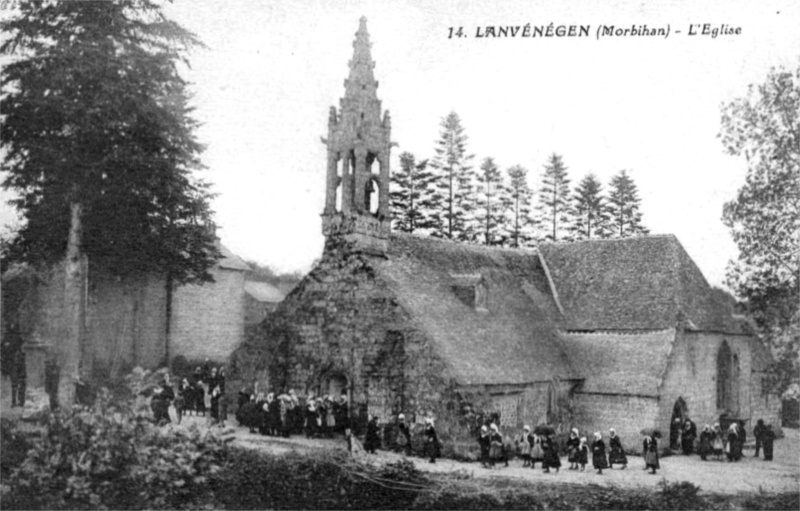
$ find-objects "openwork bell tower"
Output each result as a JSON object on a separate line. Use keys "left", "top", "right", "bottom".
{"left": 321, "top": 17, "right": 392, "bottom": 252}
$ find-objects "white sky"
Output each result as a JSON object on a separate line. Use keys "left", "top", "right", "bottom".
{"left": 2, "top": 0, "right": 799, "bottom": 289}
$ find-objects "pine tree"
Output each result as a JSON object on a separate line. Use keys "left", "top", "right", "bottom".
{"left": 504, "top": 164, "right": 535, "bottom": 247}
{"left": 429, "top": 111, "right": 476, "bottom": 241}
{"left": 475, "top": 157, "right": 507, "bottom": 245}
{"left": 1, "top": 0, "right": 218, "bottom": 406}
{"left": 390, "top": 152, "right": 435, "bottom": 233}
{"left": 606, "top": 170, "right": 649, "bottom": 237}
{"left": 571, "top": 174, "right": 609, "bottom": 240}
{"left": 537, "top": 154, "right": 572, "bottom": 242}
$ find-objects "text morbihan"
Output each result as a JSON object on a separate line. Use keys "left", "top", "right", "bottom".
{"left": 600, "top": 25, "right": 668, "bottom": 37}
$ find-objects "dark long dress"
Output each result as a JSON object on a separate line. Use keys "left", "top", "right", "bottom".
{"left": 424, "top": 424, "right": 439, "bottom": 462}
{"left": 592, "top": 439, "right": 609, "bottom": 469}
{"left": 479, "top": 432, "right": 491, "bottom": 466}
{"left": 643, "top": 437, "right": 660, "bottom": 470}
{"left": 608, "top": 435, "right": 627, "bottom": 466}
{"left": 682, "top": 420, "right": 697, "bottom": 455}
{"left": 567, "top": 435, "right": 581, "bottom": 462}
{"left": 762, "top": 427, "right": 775, "bottom": 461}
{"left": 727, "top": 431, "right": 742, "bottom": 461}
{"left": 577, "top": 444, "right": 589, "bottom": 465}
{"left": 698, "top": 430, "right": 713, "bottom": 460}
{"left": 365, "top": 419, "right": 381, "bottom": 453}
{"left": 398, "top": 422, "right": 412, "bottom": 454}
{"left": 543, "top": 436, "right": 561, "bottom": 470}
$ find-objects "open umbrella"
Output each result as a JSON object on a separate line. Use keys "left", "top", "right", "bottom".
{"left": 534, "top": 424, "right": 555, "bottom": 435}
{"left": 639, "top": 428, "right": 662, "bottom": 438}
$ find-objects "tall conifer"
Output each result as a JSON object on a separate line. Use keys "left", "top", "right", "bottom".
{"left": 607, "top": 170, "right": 649, "bottom": 237}
{"left": 571, "top": 174, "right": 609, "bottom": 239}
{"left": 429, "top": 111, "right": 476, "bottom": 241}
{"left": 475, "top": 157, "right": 507, "bottom": 245}
{"left": 537, "top": 153, "right": 572, "bottom": 242}
{"left": 390, "top": 152, "right": 435, "bottom": 233}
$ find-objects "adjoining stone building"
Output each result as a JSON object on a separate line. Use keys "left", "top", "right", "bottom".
{"left": 2, "top": 243, "right": 250, "bottom": 407}
{"left": 233, "top": 18, "right": 780, "bottom": 450}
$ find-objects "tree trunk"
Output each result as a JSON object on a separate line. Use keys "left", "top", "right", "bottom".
{"left": 60, "top": 199, "right": 84, "bottom": 409}
{"left": 165, "top": 271, "right": 173, "bottom": 367}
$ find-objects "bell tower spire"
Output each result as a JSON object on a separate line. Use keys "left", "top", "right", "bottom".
{"left": 322, "top": 17, "right": 392, "bottom": 252}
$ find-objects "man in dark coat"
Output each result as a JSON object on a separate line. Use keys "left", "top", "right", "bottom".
{"left": 151, "top": 376, "right": 174, "bottom": 424}
{"left": 753, "top": 419, "right": 766, "bottom": 458}
{"left": 682, "top": 418, "right": 697, "bottom": 455}
{"left": 423, "top": 418, "right": 439, "bottom": 463}
{"left": 365, "top": 415, "right": 381, "bottom": 454}
{"left": 762, "top": 424, "right": 775, "bottom": 461}
{"left": 478, "top": 425, "right": 491, "bottom": 467}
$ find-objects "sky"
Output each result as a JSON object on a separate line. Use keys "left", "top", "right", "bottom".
{"left": 2, "top": 0, "right": 799, "bottom": 289}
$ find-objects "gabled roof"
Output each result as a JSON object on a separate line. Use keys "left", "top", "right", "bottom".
{"left": 372, "top": 233, "right": 578, "bottom": 386}
{"left": 244, "top": 281, "right": 286, "bottom": 303}
{"left": 538, "top": 235, "right": 744, "bottom": 334}
{"left": 559, "top": 329, "right": 677, "bottom": 397}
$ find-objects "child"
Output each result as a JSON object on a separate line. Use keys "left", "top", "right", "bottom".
{"left": 516, "top": 425, "right": 532, "bottom": 467}
{"left": 577, "top": 437, "right": 589, "bottom": 471}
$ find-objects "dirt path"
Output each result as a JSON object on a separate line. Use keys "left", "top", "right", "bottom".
{"left": 177, "top": 415, "right": 800, "bottom": 495}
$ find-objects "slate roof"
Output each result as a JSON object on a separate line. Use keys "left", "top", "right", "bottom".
{"left": 218, "top": 244, "right": 251, "bottom": 272}
{"left": 538, "top": 235, "right": 744, "bottom": 334}
{"left": 372, "top": 233, "right": 578, "bottom": 386}
{"left": 559, "top": 329, "right": 677, "bottom": 397}
{"left": 244, "top": 281, "right": 286, "bottom": 303}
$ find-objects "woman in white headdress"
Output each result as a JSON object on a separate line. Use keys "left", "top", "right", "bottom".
{"left": 516, "top": 425, "right": 532, "bottom": 467}
{"left": 608, "top": 428, "right": 627, "bottom": 469}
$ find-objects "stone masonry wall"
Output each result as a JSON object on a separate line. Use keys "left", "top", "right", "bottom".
{"left": 572, "top": 393, "right": 660, "bottom": 453}
{"left": 656, "top": 330, "right": 781, "bottom": 440}
{"left": 236, "top": 237, "right": 456, "bottom": 433}
{"left": 170, "top": 267, "right": 246, "bottom": 364}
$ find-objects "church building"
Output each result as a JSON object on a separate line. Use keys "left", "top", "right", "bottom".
{"left": 233, "top": 18, "right": 780, "bottom": 451}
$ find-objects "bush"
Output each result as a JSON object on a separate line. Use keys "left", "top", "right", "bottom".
{"left": 652, "top": 480, "right": 702, "bottom": 510}
{"left": 1, "top": 373, "right": 230, "bottom": 510}
{"left": 209, "top": 448, "right": 429, "bottom": 510}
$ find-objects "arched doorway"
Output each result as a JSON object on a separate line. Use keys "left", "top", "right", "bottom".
{"left": 326, "top": 373, "right": 348, "bottom": 399}
{"left": 670, "top": 397, "right": 687, "bottom": 450}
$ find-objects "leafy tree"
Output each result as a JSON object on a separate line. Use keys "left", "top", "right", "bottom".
{"left": 475, "top": 157, "right": 507, "bottom": 245}
{"left": 537, "top": 153, "right": 572, "bottom": 242}
{"left": 504, "top": 164, "right": 535, "bottom": 248}
{"left": 720, "top": 62, "right": 800, "bottom": 398}
{"left": 390, "top": 151, "right": 435, "bottom": 233}
{"left": 1, "top": 0, "right": 218, "bottom": 406}
{"left": 606, "top": 170, "right": 649, "bottom": 238}
{"left": 429, "top": 111, "right": 476, "bottom": 241}
{"left": 571, "top": 173, "right": 609, "bottom": 240}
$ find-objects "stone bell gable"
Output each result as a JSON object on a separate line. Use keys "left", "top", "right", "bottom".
{"left": 321, "top": 16, "right": 392, "bottom": 253}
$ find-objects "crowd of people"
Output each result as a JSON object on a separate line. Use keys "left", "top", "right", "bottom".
{"left": 149, "top": 361, "right": 227, "bottom": 425}
{"left": 478, "top": 424, "right": 653, "bottom": 475}
{"left": 149, "top": 381, "right": 779, "bottom": 469}
{"left": 672, "top": 416, "right": 776, "bottom": 462}
{"left": 234, "top": 388, "right": 351, "bottom": 438}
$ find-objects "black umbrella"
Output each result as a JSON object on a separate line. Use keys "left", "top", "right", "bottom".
{"left": 534, "top": 425, "right": 555, "bottom": 435}
{"left": 640, "top": 428, "right": 662, "bottom": 438}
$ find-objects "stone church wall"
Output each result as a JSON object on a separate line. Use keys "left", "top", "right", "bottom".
{"left": 236, "top": 238, "right": 459, "bottom": 433}
{"left": 572, "top": 392, "right": 659, "bottom": 453}
{"left": 656, "top": 330, "right": 780, "bottom": 440}
{"left": 170, "top": 267, "right": 246, "bottom": 364}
